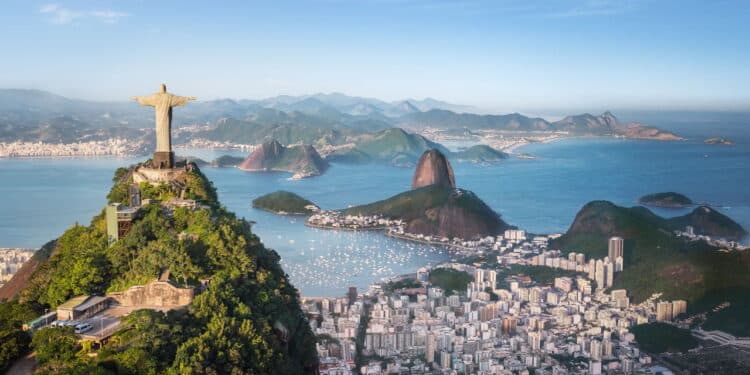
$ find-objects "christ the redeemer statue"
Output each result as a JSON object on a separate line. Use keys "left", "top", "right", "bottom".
{"left": 131, "top": 84, "right": 196, "bottom": 169}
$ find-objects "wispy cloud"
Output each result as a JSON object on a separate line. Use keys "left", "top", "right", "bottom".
{"left": 40, "top": 4, "right": 128, "bottom": 25}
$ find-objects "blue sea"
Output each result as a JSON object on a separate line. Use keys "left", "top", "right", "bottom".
{"left": 1, "top": 121, "right": 748, "bottom": 296}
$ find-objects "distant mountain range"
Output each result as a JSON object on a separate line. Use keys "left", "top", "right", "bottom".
{"left": 0, "top": 89, "right": 681, "bottom": 146}
{"left": 401, "top": 110, "right": 682, "bottom": 139}
{"left": 0, "top": 89, "right": 474, "bottom": 128}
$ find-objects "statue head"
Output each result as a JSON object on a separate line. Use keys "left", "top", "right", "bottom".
{"left": 160, "top": 83, "right": 167, "bottom": 93}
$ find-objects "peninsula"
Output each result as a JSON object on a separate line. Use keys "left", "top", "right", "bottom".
{"left": 308, "top": 149, "right": 510, "bottom": 240}
{"left": 551, "top": 200, "right": 748, "bottom": 303}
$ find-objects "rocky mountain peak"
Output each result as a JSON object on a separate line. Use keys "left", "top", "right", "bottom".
{"left": 411, "top": 149, "right": 456, "bottom": 189}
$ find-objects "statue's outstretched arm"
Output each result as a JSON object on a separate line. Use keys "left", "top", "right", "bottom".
{"left": 131, "top": 95, "right": 156, "bottom": 107}
{"left": 170, "top": 95, "right": 197, "bottom": 107}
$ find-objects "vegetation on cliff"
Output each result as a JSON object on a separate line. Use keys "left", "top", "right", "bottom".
{"left": 497, "top": 265, "right": 590, "bottom": 289}
{"left": 0, "top": 301, "right": 36, "bottom": 371}
{"left": 252, "top": 191, "right": 319, "bottom": 215}
{"left": 631, "top": 323, "right": 698, "bottom": 353}
{"left": 342, "top": 185, "right": 510, "bottom": 239}
{"left": 638, "top": 192, "right": 693, "bottom": 208}
{"left": 685, "top": 288, "right": 750, "bottom": 337}
{"left": 0, "top": 162, "right": 318, "bottom": 373}
{"left": 551, "top": 200, "right": 750, "bottom": 303}
{"left": 669, "top": 206, "right": 747, "bottom": 239}
{"left": 428, "top": 268, "right": 472, "bottom": 296}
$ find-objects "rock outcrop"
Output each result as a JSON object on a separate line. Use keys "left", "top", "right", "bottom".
{"left": 411, "top": 149, "right": 456, "bottom": 189}
{"left": 107, "top": 280, "right": 194, "bottom": 307}
{"left": 239, "top": 140, "right": 328, "bottom": 178}
{"left": 239, "top": 139, "right": 285, "bottom": 170}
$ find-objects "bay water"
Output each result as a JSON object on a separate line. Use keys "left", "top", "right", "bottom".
{"left": 1, "top": 133, "right": 748, "bottom": 296}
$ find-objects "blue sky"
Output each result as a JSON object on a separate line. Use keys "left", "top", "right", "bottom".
{"left": 1, "top": 0, "right": 748, "bottom": 113}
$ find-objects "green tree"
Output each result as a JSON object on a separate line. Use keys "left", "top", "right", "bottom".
{"left": 0, "top": 301, "right": 36, "bottom": 371}
{"left": 32, "top": 327, "right": 79, "bottom": 369}
{"left": 39, "top": 225, "right": 109, "bottom": 307}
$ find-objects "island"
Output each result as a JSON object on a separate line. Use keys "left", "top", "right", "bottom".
{"left": 638, "top": 192, "right": 694, "bottom": 208}
{"left": 453, "top": 144, "right": 509, "bottom": 163}
{"left": 238, "top": 139, "right": 329, "bottom": 179}
{"left": 614, "top": 122, "right": 683, "bottom": 141}
{"left": 211, "top": 154, "right": 245, "bottom": 167}
{"left": 252, "top": 191, "right": 320, "bottom": 215}
{"left": 175, "top": 155, "right": 247, "bottom": 168}
{"left": 704, "top": 137, "right": 734, "bottom": 145}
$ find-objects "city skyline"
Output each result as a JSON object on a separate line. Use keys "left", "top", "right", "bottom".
{"left": 1, "top": 1, "right": 748, "bottom": 113}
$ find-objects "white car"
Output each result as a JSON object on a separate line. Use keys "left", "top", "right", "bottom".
{"left": 74, "top": 322, "right": 92, "bottom": 334}
{"left": 52, "top": 320, "right": 75, "bottom": 327}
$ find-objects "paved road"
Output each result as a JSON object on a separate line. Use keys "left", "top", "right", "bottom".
{"left": 5, "top": 353, "right": 36, "bottom": 375}
{"left": 79, "top": 315, "right": 121, "bottom": 340}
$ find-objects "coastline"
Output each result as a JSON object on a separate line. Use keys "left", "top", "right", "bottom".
{"left": 384, "top": 231, "right": 478, "bottom": 252}
{"left": 304, "top": 222, "right": 388, "bottom": 232}
{"left": 0, "top": 134, "right": 677, "bottom": 160}
{"left": 504, "top": 134, "right": 615, "bottom": 154}
{"left": 251, "top": 205, "right": 314, "bottom": 216}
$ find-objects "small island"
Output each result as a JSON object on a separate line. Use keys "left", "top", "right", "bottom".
{"left": 211, "top": 155, "right": 245, "bottom": 167}
{"left": 252, "top": 190, "right": 320, "bottom": 215}
{"left": 453, "top": 144, "right": 509, "bottom": 163}
{"left": 239, "top": 139, "right": 329, "bottom": 178}
{"left": 704, "top": 137, "right": 734, "bottom": 145}
{"left": 638, "top": 192, "right": 694, "bottom": 208}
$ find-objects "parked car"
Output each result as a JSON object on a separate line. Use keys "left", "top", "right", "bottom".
{"left": 75, "top": 322, "right": 92, "bottom": 334}
{"left": 51, "top": 320, "right": 75, "bottom": 327}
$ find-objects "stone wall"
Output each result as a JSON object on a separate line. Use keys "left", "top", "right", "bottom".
{"left": 132, "top": 166, "right": 187, "bottom": 185}
{"left": 108, "top": 280, "right": 194, "bottom": 307}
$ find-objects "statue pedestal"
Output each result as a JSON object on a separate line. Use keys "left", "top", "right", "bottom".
{"left": 153, "top": 151, "right": 174, "bottom": 169}
{"left": 133, "top": 165, "right": 187, "bottom": 185}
